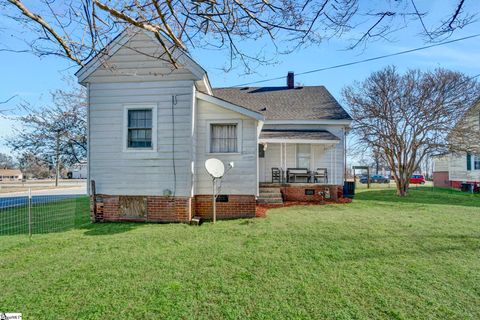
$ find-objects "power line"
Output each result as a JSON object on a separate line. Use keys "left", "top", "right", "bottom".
{"left": 232, "top": 33, "right": 480, "bottom": 87}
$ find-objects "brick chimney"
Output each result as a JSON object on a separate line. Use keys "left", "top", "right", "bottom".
{"left": 287, "top": 71, "right": 294, "bottom": 89}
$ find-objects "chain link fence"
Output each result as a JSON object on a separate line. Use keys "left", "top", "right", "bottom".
{"left": 0, "top": 189, "right": 90, "bottom": 237}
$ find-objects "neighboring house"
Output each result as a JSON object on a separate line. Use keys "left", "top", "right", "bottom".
{"left": 67, "top": 162, "right": 87, "bottom": 179}
{"left": 433, "top": 101, "right": 480, "bottom": 188}
{"left": 0, "top": 168, "right": 23, "bottom": 181}
{"left": 76, "top": 28, "right": 352, "bottom": 223}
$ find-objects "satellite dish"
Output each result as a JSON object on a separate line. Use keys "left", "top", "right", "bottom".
{"left": 205, "top": 158, "right": 225, "bottom": 178}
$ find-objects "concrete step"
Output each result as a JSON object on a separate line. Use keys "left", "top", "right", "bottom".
{"left": 190, "top": 216, "right": 202, "bottom": 225}
{"left": 257, "top": 198, "right": 283, "bottom": 204}
{"left": 259, "top": 187, "right": 281, "bottom": 193}
{"left": 258, "top": 192, "right": 282, "bottom": 198}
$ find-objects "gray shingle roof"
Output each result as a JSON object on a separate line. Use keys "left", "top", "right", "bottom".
{"left": 260, "top": 129, "right": 340, "bottom": 141}
{"left": 212, "top": 86, "right": 351, "bottom": 121}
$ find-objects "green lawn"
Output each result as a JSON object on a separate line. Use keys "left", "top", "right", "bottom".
{"left": 0, "top": 196, "right": 89, "bottom": 235}
{"left": 1, "top": 188, "right": 479, "bottom": 319}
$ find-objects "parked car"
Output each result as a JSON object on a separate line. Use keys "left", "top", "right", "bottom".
{"left": 410, "top": 174, "right": 426, "bottom": 184}
{"left": 360, "top": 174, "right": 390, "bottom": 184}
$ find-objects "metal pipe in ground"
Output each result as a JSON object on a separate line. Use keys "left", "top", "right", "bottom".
{"left": 28, "top": 188, "right": 32, "bottom": 238}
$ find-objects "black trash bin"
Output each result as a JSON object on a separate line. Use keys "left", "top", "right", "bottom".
{"left": 343, "top": 181, "right": 355, "bottom": 198}
{"left": 461, "top": 183, "right": 473, "bottom": 193}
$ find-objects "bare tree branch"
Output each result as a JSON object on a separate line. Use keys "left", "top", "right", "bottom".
{"left": 0, "top": 95, "right": 18, "bottom": 105}
{"left": 7, "top": 0, "right": 84, "bottom": 65}
{"left": 343, "top": 67, "right": 480, "bottom": 196}
{"left": 1, "top": 0, "right": 478, "bottom": 71}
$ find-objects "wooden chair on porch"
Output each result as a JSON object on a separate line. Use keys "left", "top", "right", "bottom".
{"left": 314, "top": 168, "right": 328, "bottom": 183}
{"left": 271, "top": 167, "right": 284, "bottom": 183}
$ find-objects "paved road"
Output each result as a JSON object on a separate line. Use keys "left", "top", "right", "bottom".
{"left": 0, "top": 187, "right": 87, "bottom": 210}
{"left": 1, "top": 186, "right": 86, "bottom": 197}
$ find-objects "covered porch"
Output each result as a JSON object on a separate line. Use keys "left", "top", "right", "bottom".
{"left": 258, "top": 129, "right": 344, "bottom": 186}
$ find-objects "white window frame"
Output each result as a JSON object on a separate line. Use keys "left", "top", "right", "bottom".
{"left": 123, "top": 104, "right": 158, "bottom": 152}
{"left": 206, "top": 120, "right": 243, "bottom": 155}
{"left": 474, "top": 155, "right": 480, "bottom": 170}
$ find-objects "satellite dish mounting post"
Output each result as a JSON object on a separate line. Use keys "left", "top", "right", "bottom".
{"left": 205, "top": 158, "right": 234, "bottom": 224}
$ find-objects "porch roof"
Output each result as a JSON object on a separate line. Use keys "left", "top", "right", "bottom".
{"left": 259, "top": 129, "right": 341, "bottom": 144}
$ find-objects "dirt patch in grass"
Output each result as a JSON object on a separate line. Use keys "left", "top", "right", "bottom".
{"left": 256, "top": 198, "right": 352, "bottom": 217}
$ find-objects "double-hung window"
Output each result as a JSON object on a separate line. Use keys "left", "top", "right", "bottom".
{"left": 127, "top": 109, "right": 152, "bottom": 148}
{"left": 475, "top": 155, "right": 480, "bottom": 170}
{"left": 210, "top": 123, "right": 238, "bottom": 153}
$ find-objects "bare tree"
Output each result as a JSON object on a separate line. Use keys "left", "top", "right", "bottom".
{"left": 17, "top": 152, "right": 52, "bottom": 179}
{"left": 1, "top": 0, "right": 477, "bottom": 72}
{"left": 8, "top": 85, "right": 87, "bottom": 185}
{"left": 0, "top": 152, "right": 16, "bottom": 168}
{"left": 343, "top": 66, "right": 479, "bottom": 196}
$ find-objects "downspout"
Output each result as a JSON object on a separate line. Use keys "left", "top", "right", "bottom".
{"left": 171, "top": 94, "right": 178, "bottom": 196}
{"left": 280, "top": 142, "right": 283, "bottom": 182}
{"left": 344, "top": 127, "right": 347, "bottom": 183}
{"left": 256, "top": 120, "right": 263, "bottom": 196}
{"left": 87, "top": 82, "right": 91, "bottom": 195}
{"left": 334, "top": 143, "right": 337, "bottom": 185}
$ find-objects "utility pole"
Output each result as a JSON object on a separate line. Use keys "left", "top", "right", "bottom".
{"left": 55, "top": 129, "right": 61, "bottom": 187}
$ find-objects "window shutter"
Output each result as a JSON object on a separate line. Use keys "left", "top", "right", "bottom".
{"left": 467, "top": 153, "right": 472, "bottom": 171}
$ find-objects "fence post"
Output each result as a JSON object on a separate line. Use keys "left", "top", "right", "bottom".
{"left": 28, "top": 187, "right": 32, "bottom": 238}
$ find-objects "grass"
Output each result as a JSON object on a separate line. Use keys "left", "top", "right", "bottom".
{"left": 0, "top": 197, "right": 89, "bottom": 235}
{"left": 0, "top": 188, "right": 479, "bottom": 319}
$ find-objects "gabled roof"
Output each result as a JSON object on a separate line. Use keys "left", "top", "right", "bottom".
{"left": 196, "top": 92, "right": 265, "bottom": 121}
{"left": 0, "top": 169, "right": 22, "bottom": 176}
{"left": 75, "top": 28, "right": 212, "bottom": 93}
{"left": 212, "top": 86, "right": 352, "bottom": 121}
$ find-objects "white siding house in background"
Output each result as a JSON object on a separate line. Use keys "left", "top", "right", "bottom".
{"left": 433, "top": 101, "right": 480, "bottom": 189}
{"left": 77, "top": 28, "right": 352, "bottom": 223}
{"left": 0, "top": 169, "right": 23, "bottom": 181}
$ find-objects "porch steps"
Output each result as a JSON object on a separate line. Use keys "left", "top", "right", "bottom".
{"left": 257, "top": 187, "right": 283, "bottom": 205}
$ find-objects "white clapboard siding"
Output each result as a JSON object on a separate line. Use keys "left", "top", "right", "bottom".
{"left": 448, "top": 154, "right": 480, "bottom": 182}
{"left": 86, "top": 31, "right": 199, "bottom": 196}
{"left": 433, "top": 156, "right": 449, "bottom": 172}
{"left": 443, "top": 108, "right": 480, "bottom": 182}
{"left": 87, "top": 33, "right": 199, "bottom": 84}
{"left": 194, "top": 99, "right": 258, "bottom": 195}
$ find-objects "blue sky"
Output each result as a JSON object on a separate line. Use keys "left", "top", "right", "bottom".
{"left": 1, "top": 2, "right": 480, "bottom": 156}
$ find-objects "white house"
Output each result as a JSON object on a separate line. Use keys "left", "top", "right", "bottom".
{"left": 433, "top": 101, "right": 480, "bottom": 189}
{"left": 0, "top": 168, "right": 23, "bottom": 181}
{"left": 67, "top": 162, "right": 88, "bottom": 179}
{"left": 76, "top": 28, "right": 352, "bottom": 222}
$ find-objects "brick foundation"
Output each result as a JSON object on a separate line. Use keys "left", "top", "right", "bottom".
{"left": 91, "top": 194, "right": 193, "bottom": 223}
{"left": 91, "top": 194, "right": 255, "bottom": 222}
{"left": 147, "top": 196, "right": 193, "bottom": 222}
{"left": 449, "top": 180, "right": 480, "bottom": 190}
{"left": 194, "top": 195, "right": 256, "bottom": 220}
{"left": 280, "top": 184, "right": 342, "bottom": 202}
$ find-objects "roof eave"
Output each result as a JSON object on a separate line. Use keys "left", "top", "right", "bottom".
{"left": 259, "top": 138, "right": 340, "bottom": 144}
{"left": 196, "top": 92, "right": 265, "bottom": 121}
{"left": 265, "top": 119, "right": 352, "bottom": 125}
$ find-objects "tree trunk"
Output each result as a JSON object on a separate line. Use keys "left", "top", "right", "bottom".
{"left": 55, "top": 131, "right": 60, "bottom": 187}
{"left": 395, "top": 170, "right": 409, "bottom": 197}
{"left": 396, "top": 180, "right": 408, "bottom": 196}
